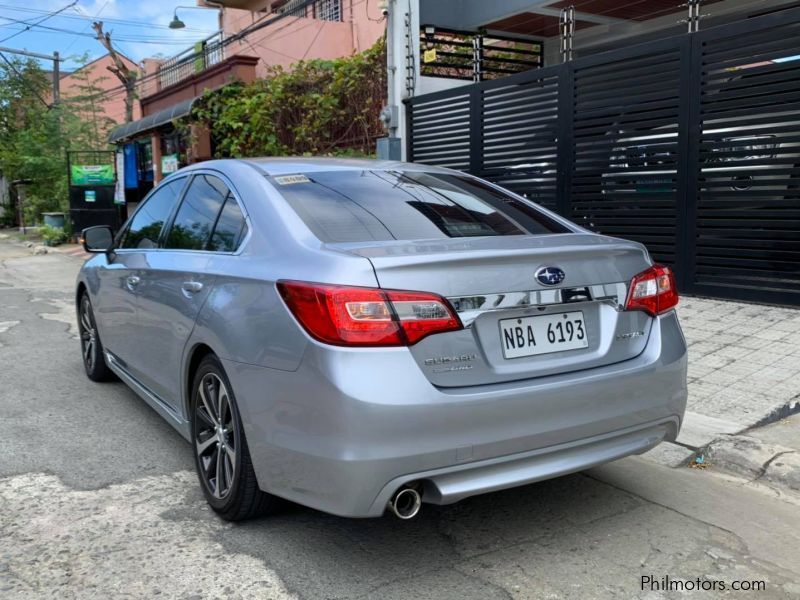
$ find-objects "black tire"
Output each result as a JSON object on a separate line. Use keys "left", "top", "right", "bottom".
{"left": 78, "top": 293, "right": 115, "bottom": 382}
{"left": 190, "top": 354, "right": 281, "bottom": 521}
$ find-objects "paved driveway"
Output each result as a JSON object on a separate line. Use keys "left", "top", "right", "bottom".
{"left": 679, "top": 297, "right": 800, "bottom": 426}
{"left": 1, "top": 237, "right": 799, "bottom": 599}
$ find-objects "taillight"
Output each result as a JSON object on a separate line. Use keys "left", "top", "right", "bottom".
{"left": 625, "top": 265, "right": 679, "bottom": 316}
{"left": 277, "top": 281, "right": 462, "bottom": 347}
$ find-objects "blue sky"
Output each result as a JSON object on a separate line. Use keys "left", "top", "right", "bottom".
{"left": 0, "top": 0, "right": 220, "bottom": 70}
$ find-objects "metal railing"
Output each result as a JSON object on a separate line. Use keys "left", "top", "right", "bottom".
{"left": 420, "top": 27, "right": 543, "bottom": 82}
{"left": 156, "top": 31, "right": 225, "bottom": 91}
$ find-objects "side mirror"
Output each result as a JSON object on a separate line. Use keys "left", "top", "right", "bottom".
{"left": 82, "top": 226, "right": 114, "bottom": 253}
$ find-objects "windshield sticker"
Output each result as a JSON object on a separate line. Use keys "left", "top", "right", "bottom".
{"left": 274, "top": 174, "right": 311, "bottom": 185}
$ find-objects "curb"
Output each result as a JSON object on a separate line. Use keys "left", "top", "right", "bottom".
{"left": 703, "top": 434, "right": 800, "bottom": 492}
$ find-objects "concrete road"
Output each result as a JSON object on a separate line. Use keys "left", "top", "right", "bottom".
{"left": 1, "top": 237, "right": 799, "bottom": 599}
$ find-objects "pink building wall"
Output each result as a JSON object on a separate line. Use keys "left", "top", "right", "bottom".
{"left": 138, "top": 58, "right": 166, "bottom": 99}
{"left": 221, "top": 0, "right": 385, "bottom": 77}
{"left": 59, "top": 54, "right": 142, "bottom": 131}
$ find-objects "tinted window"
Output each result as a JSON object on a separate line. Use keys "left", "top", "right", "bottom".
{"left": 119, "top": 178, "right": 185, "bottom": 249}
{"left": 271, "top": 170, "right": 569, "bottom": 243}
{"left": 165, "top": 174, "right": 229, "bottom": 250}
{"left": 208, "top": 197, "right": 246, "bottom": 252}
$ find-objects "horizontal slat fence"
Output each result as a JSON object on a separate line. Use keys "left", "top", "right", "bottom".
{"left": 406, "top": 6, "right": 800, "bottom": 306}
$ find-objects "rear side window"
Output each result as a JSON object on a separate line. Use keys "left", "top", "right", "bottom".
{"left": 208, "top": 197, "right": 246, "bottom": 252}
{"left": 119, "top": 178, "right": 185, "bottom": 249}
{"left": 270, "top": 170, "right": 568, "bottom": 243}
{"left": 164, "top": 174, "right": 228, "bottom": 250}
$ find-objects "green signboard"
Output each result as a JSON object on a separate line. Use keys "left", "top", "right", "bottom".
{"left": 84, "top": 190, "right": 96, "bottom": 202}
{"left": 70, "top": 164, "right": 115, "bottom": 186}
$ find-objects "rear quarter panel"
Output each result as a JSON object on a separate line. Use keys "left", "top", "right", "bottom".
{"left": 180, "top": 163, "right": 380, "bottom": 418}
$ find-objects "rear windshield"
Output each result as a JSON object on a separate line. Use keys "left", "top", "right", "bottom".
{"left": 268, "top": 170, "right": 569, "bottom": 243}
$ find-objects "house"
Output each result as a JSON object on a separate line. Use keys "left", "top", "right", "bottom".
{"left": 222, "top": 0, "right": 386, "bottom": 76}
{"left": 108, "top": 0, "right": 387, "bottom": 212}
{"left": 59, "top": 53, "right": 142, "bottom": 136}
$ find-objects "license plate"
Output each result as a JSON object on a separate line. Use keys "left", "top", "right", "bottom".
{"left": 499, "top": 311, "right": 588, "bottom": 359}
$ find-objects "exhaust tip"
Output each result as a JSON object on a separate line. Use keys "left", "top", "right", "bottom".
{"left": 388, "top": 486, "right": 422, "bottom": 520}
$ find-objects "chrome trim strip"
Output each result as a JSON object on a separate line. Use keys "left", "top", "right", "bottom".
{"left": 448, "top": 282, "right": 628, "bottom": 326}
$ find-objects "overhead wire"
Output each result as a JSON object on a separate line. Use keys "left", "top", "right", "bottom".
{"left": 0, "top": 51, "right": 53, "bottom": 108}
{"left": 66, "top": 0, "right": 324, "bottom": 103}
{"left": 0, "top": 0, "right": 77, "bottom": 44}
{"left": 0, "top": 18, "right": 214, "bottom": 45}
{"left": 62, "top": 0, "right": 108, "bottom": 54}
{"left": 240, "top": 0, "right": 371, "bottom": 57}
{"left": 0, "top": 3, "right": 214, "bottom": 33}
{"left": 59, "top": 0, "right": 375, "bottom": 107}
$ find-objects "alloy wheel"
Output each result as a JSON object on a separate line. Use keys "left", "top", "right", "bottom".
{"left": 79, "top": 299, "right": 97, "bottom": 372}
{"left": 194, "top": 373, "right": 237, "bottom": 499}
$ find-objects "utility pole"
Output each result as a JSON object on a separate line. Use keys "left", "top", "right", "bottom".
{"left": 0, "top": 45, "right": 61, "bottom": 106}
{"left": 91, "top": 21, "right": 137, "bottom": 123}
{"left": 53, "top": 51, "right": 60, "bottom": 105}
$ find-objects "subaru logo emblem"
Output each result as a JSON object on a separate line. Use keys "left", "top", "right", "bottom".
{"left": 535, "top": 266, "right": 565, "bottom": 286}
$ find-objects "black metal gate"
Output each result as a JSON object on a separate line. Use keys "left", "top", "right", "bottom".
{"left": 406, "top": 7, "right": 800, "bottom": 306}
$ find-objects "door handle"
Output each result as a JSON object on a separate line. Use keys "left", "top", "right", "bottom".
{"left": 126, "top": 275, "right": 140, "bottom": 290}
{"left": 181, "top": 281, "right": 204, "bottom": 294}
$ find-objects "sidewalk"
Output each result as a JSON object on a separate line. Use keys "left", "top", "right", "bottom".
{"left": 704, "top": 414, "right": 800, "bottom": 493}
{"left": 676, "top": 297, "right": 800, "bottom": 445}
{"left": 644, "top": 296, "right": 800, "bottom": 492}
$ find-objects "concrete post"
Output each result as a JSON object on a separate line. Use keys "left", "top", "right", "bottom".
{"left": 387, "top": 0, "right": 419, "bottom": 159}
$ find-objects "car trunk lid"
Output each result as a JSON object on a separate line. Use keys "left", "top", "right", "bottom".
{"left": 328, "top": 233, "right": 655, "bottom": 387}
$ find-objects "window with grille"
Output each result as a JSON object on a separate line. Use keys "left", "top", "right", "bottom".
{"left": 279, "top": 0, "right": 308, "bottom": 18}
{"left": 313, "top": 0, "right": 341, "bottom": 21}
{"left": 277, "top": 0, "right": 341, "bottom": 21}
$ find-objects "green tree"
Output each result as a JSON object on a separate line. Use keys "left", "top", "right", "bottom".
{"left": 0, "top": 56, "right": 65, "bottom": 223}
{"left": 0, "top": 54, "right": 117, "bottom": 224}
{"left": 189, "top": 38, "right": 386, "bottom": 159}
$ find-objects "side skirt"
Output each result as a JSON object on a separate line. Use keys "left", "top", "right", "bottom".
{"left": 106, "top": 352, "right": 192, "bottom": 442}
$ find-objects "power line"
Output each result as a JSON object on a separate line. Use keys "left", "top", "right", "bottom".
{"left": 67, "top": 0, "right": 372, "bottom": 106}
{"left": 0, "top": 51, "right": 52, "bottom": 108}
{"left": 0, "top": 18, "right": 212, "bottom": 45}
{"left": 62, "top": 0, "right": 108, "bottom": 54}
{"left": 0, "top": 0, "right": 77, "bottom": 44}
{"left": 97, "top": 0, "right": 326, "bottom": 100}
{"left": 0, "top": 3, "right": 215, "bottom": 34}
{"left": 234, "top": 0, "right": 371, "bottom": 56}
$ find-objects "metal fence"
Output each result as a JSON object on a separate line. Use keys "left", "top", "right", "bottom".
{"left": 407, "top": 7, "right": 800, "bottom": 307}
{"left": 157, "top": 31, "right": 225, "bottom": 91}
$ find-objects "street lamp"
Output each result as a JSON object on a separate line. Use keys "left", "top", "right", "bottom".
{"left": 168, "top": 10, "right": 186, "bottom": 29}
{"left": 169, "top": 5, "right": 221, "bottom": 29}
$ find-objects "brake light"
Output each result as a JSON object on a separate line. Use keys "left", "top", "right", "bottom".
{"left": 277, "top": 281, "right": 462, "bottom": 347}
{"left": 625, "top": 265, "right": 679, "bottom": 316}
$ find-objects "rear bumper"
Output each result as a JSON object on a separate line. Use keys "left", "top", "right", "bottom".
{"left": 225, "top": 311, "right": 687, "bottom": 518}
{"left": 375, "top": 417, "right": 677, "bottom": 512}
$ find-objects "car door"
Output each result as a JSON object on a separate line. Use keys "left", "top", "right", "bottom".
{"left": 94, "top": 177, "right": 187, "bottom": 371}
{"left": 133, "top": 172, "right": 242, "bottom": 410}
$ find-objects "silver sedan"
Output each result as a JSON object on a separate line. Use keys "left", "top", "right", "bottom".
{"left": 77, "top": 158, "right": 687, "bottom": 520}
